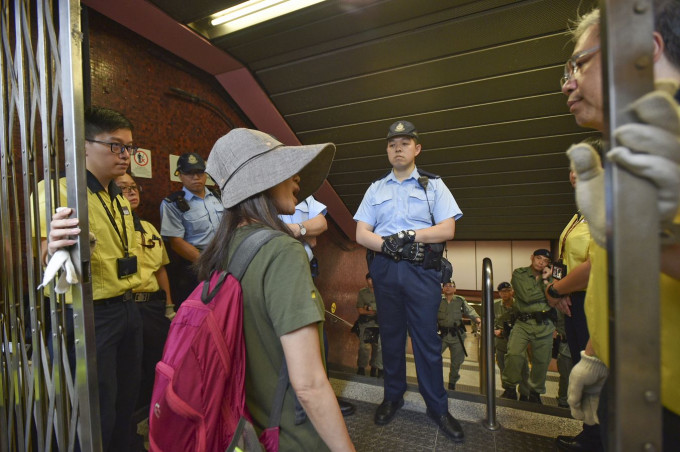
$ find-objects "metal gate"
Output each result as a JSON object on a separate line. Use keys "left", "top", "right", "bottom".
{"left": 0, "top": 0, "right": 100, "bottom": 450}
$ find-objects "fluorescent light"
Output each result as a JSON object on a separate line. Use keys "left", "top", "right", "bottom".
{"left": 210, "top": 0, "right": 326, "bottom": 33}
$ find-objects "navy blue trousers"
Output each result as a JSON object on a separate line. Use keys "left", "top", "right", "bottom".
{"left": 93, "top": 301, "right": 143, "bottom": 451}
{"left": 564, "top": 291, "right": 589, "bottom": 365}
{"left": 136, "top": 299, "right": 170, "bottom": 410}
{"left": 370, "top": 254, "right": 448, "bottom": 414}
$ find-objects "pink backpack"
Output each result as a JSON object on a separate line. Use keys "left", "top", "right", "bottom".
{"left": 149, "top": 229, "right": 286, "bottom": 452}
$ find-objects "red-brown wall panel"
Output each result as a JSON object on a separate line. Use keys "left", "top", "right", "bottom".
{"left": 88, "top": 10, "right": 248, "bottom": 227}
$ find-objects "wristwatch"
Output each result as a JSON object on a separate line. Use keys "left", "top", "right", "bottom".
{"left": 547, "top": 282, "right": 564, "bottom": 299}
{"left": 297, "top": 223, "right": 307, "bottom": 236}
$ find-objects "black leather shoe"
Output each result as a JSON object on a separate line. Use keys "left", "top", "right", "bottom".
{"left": 528, "top": 391, "right": 542, "bottom": 404}
{"left": 337, "top": 399, "right": 355, "bottom": 417}
{"left": 374, "top": 399, "right": 404, "bottom": 425}
{"left": 448, "top": 382, "right": 455, "bottom": 390}
{"left": 519, "top": 394, "right": 529, "bottom": 402}
{"left": 357, "top": 367, "right": 365, "bottom": 376}
{"left": 500, "top": 388, "right": 517, "bottom": 400}
{"left": 426, "top": 409, "right": 464, "bottom": 443}
{"left": 370, "top": 367, "right": 377, "bottom": 377}
{"left": 376, "top": 369, "right": 383, "bottom": 378}
{"left": 555, "top": 435, "right": 604, "bottom": 452}
{"left": 557, "top": 401, "right": 570, "bottom": 408}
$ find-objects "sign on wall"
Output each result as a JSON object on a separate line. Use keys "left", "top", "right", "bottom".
{"left": 131, "top": 148, "right": 152, "bottom": 178}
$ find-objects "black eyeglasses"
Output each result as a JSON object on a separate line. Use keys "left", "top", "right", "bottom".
{"left": 117, "top": 184, "right": 142, "bottom": 194}
{"left": 560, "top": 44, "right": 600, "bottom": 88}
{"left": 86, "top": 139, "right": 139, "bottom": 156}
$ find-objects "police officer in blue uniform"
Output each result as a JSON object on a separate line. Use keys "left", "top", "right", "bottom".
{"left": 160, "top": 152, "right": 223, "bottom": 306}
{"left": 354, "top": 120, "right": 464, "bottom": 442}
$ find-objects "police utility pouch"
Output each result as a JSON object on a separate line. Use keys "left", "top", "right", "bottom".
{"left": 422, "top": 242, "right": 452, "bottom": 283}
{"left": 422, "top": 243, "right": 444, "bottom": 270}
{"left": 117, "top": 255, "right": 138, "bottom": 279}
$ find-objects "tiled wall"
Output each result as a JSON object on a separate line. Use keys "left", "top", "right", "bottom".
{"left": 88, "top": 9, "right": 248, "bottom": 227}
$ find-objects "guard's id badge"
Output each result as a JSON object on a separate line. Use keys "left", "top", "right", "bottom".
{"left": 552, "top": 259, "right": 567, "bottom": 280}
{"left": 117, "top": 255, "right": 138, "bottom": 279}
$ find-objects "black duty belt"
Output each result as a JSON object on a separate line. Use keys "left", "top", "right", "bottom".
{"left": 133, "top": 289, "right": 166, "bottom": 303}
{"left": 517, "top": 311, "right": 553, "bottom": 323}
{"left": 94, "top": 290, "right": 133, "bottom": 305}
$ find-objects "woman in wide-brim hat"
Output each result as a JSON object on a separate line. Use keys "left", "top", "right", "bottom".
{"left": 196, "top": 129, "right": 355, "bottom": 452}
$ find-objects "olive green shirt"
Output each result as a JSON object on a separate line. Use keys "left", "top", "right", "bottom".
{"left": 510, "top": 266, "right": 552, "bottom": 313}
{"left": 493, "top": 299, "right": 515, "bottom": 351}
{"left": 229, "top": 225, "right": 327, "bottom": 451}
{"left": 437, "top": 295, "right": 479, "bottom": 327}
{"left": 356, "top": 287, "right": 378, "bottom": 327}
{"left": 493, "top": 299, "right": 515, "bottom": 330}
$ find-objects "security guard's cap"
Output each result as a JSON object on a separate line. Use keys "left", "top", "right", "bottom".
{"left": 175, "top": 152, "right": 206, "bottom": 176}
{"left": 386, "top": 120, "right": 418, "bottom": 141}
{"left": 497, "top": 282, "right": 512, "bottom": 291}
{"left": 533, "top": 248, "right": 552, "bottom": 260}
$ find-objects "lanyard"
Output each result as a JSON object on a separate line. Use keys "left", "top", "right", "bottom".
{"left": 95, "top": 191, "right": 130, "bottom": 257}
{"left": 559, "top": 213, "right": 585, "bottom": 261}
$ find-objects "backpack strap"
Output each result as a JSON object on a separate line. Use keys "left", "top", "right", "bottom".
{"left": 268, "top": 359, "right": 290, "bottom": 428}
{"left": 201, "top": 228, "right": 281, "bottom": 304}
{"left": 228, "top": 228, "right": 281, "bottom": 281}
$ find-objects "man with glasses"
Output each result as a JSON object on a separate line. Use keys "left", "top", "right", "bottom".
{"left": 547, "top": 3, "right": 680, "bottom": 450}
{"left": 500, "top": 249, "right": 555, "bottom": 403}
{"left": 160, "top": 152, "right": 223, "bottom": 306}
{"left": 42, "top": 106, "right": 143, "bottom": 451}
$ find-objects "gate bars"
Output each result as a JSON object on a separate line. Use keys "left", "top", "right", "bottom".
{"left": 0, "top": 1, "right": 100, "bottom": 451}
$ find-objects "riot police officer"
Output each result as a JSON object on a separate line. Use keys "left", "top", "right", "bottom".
{"left": 355, "top": 273, "right": 383, "bottom": 377}
{"left": 493, "top": 282, "right": 530, "bottom": 399}
{"left": 438, "top": 279, "right": 480, "bottom": 390}
{"left": 501, "top": 249, "right": 556, "bottom": 403}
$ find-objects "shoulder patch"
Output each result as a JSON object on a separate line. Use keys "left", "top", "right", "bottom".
{"left": 418, "top": 169, "right": 441, "bottom": 179}
{"left": 164, "top": 191, "right": 190, "bottom": 212}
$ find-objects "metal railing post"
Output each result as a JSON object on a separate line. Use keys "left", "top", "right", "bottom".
{"left": 480, "top": 257, "right": 500, "bottom": 431}
{"left": 600, "top": 1, "right": 661, "bottom": 450}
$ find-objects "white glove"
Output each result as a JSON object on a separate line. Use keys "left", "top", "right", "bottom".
{"left": 567, "top": 143, "right": 606, "bottom": 247}
{"left": 567, "top": 351, "right": 608, "bottom": 425}
{"left": 609, "top": 85, "right": 680, "bottom": 243}
{"left": 165, "top": 304, "right": 176, "bottom": 321}
{"left": 38, "top": 249, "right": 78, "bottom": 294}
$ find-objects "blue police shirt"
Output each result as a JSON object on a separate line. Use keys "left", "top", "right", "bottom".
{"left": 354, "top": 167, "right": 462, "bottom": 236}
{"left": 160, "top": 186, "right": 224, "bottom": 249}
{"left": 279, "top": 196, "right": 327, "bottom": 261}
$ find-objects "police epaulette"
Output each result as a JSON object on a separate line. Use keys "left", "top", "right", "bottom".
{"left": 164, "top": 190, "right": 190, "bottom": 212}
{"left": 372, "top": 170, "right": 392, "bottom": 183}
{"left": 417, "top": 169, "right": 441, "bottom": 179}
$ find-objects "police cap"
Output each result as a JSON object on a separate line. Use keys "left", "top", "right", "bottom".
{"left": 386, "top": 120, "right": 418, "bottom": 141}
{"left": 175, "top": 152, "right": 206, "bottom": 176}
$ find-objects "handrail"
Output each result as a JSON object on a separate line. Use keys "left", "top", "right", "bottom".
{"left": 601, "top": 2, "right": 661, "bottom": 450}
{"left": 480, "top": 257, "right": 500, "bottom": 431}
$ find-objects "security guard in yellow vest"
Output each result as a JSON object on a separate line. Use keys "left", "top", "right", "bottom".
{"left": 44, "top": 107, "right": 143, "bottom": 451}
